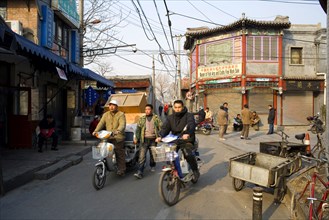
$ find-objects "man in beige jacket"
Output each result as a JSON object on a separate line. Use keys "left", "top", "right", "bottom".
{"left": 217, "top": 105, "right": 228, "bottom": 140}
{"left": 241, "top": 104, "right": 252, "bottom": 140}
{"left": 93, "top": 100, "right": 126, "bottom": 176}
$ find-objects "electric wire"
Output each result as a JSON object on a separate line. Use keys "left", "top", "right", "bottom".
{"left": 187, "top": 0, "right": 215, "bottom": 24}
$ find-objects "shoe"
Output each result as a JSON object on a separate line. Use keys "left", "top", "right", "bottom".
{"left": 240, "top": 136, "right": 244, "bottom": 139}
{"left": 219, "top": 138, "right": 226, "bottom": 141}
{"left": 150, "top": 167, "right": 155, "bottom": 172}
{"left": 134, "top": 171, "right": 143, "bottom": 179}
{"left": 38, "top": 149, "right": 42, "bottom": 153}
{"left": 193, "top": 170, "right": 200, "bottom": 181}
{"left": 51, "top": 147, "right": 58, "bottom": 151}
{"left": 117, "top": 170, "right": 125, "bottom": 177}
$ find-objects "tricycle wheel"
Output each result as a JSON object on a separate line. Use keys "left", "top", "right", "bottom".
{"left": 232, "top": 178, "right": 245, "bottom": 191}
{"left": 274, "top": 176, "right": 287, "bottom": 203}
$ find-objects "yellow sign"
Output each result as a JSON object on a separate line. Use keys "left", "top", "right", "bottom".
{"left": 198, "top": 64, "right": 242, "bottom": 79}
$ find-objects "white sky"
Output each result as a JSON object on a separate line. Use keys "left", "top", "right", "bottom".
{"left": 85, "top": 0, "right": 327, "bottom": 81}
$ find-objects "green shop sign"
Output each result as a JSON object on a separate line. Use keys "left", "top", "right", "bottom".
{"left": 52, "top": 0, "right": 80, "bottom": 28}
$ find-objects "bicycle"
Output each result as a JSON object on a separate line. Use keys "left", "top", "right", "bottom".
{"left": 306, "top": 115, "right": 328, "bottom": 159}
{"left": 291, "top": 155, "right": 329, "bottom": 220}
{"left": 274, "top": 126, "right": 302, "bottom": 173}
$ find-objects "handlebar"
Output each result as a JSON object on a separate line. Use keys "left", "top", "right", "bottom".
{"left": 275, "top": 130, "right": 290, "bottom": 141}
{"left": 300, "top": 155, "right": 328, "bottom": 165}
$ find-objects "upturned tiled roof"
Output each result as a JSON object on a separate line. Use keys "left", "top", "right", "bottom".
{"left": 184, "top": 16, "right": 291, "bottom": 49}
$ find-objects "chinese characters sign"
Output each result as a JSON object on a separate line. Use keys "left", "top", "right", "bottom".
{"left": 41, "top": 5, "right": 53, "bottom": 49}
{"left": 52, "top": 0, "right": 80, "bottom": 28}
{"left": 198, "top": 64, "right": 242, "bottom": 80}
{"left": 285, "top": 80, "right": 322, "bottom": 91}
{"left": 85, "top": 86, "right": 99, "bottom": 107}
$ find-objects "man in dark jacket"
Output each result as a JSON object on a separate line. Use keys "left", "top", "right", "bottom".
{"left": 198, "top": 106, "right": 206, "bottom": 123}
{"left": 267, "top": 105, "right": 275, "bottom": 135}
{"left": 156, "top": 100, "right": 200, "bottom": 181}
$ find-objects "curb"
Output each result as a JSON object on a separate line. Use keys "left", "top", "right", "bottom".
{"left": 2, "top": 146, "right": 92, "bottom": 194}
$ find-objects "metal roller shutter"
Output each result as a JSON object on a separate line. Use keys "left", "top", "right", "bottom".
{"left": 206, "top": 88, "right": 242, "bottom": 125}
{"left": 283, "top": 91, "right": 313, "bottom": 125}
{"left": 249, "top": 88, "right": 273, "bottom": 128}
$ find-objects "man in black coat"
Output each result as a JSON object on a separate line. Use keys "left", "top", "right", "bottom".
{"left": 156, "top": 100, "right": 200, "bottom": 181}
{"left": 267, "top": 105, "right": 275, "bottom": 135}
{"left": 198, "top": 107, "right": 206, "bottom": 123}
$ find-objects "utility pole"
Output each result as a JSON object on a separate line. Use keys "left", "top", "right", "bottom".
{"left": 325, "top": 2, "right": 329, "bottom": 152}
{"left": 77, "top": 0, "right": 84, "bottom": 118}
{"left": 152, "top": 55, "right": 156, "bottom": 109}
{"left": 175, "top": 34, "right": 183, "bottom": 100}
{"left": 79, "top": 0, "right": 84, "bottom": 67}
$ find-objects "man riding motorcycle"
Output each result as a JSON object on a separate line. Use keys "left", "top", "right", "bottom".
{"left": 156, "top": 100, "right": 200, "bottom": 180}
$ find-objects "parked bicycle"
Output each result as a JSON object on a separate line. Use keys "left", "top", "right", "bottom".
{"left": 306, "top": 115, "right": 327, "bottom": 159}
{"left": 291, "top": 155, "right": 329, "bottom": 220}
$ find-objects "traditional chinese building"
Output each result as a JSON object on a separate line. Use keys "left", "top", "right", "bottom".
{"left": 184, "top": 15, "right": 326, "bottom": 126}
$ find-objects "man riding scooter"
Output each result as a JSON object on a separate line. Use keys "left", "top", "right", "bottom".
{"left": 93, "top": 100, "right": 126, "bottom": 176}
{"left": 156, "top": 100, "right": 200, "bottom": 181}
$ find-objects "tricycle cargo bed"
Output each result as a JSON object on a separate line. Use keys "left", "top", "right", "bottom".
{"left": 229, "top": 152, "right": 291, "bottom": 187}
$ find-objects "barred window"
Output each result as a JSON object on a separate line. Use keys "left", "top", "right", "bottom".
{"left": 247, "top": 36, "right": 278, "bottom": 61}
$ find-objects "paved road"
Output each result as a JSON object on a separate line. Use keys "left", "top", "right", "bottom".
{"left": 0, "top": 132, "right": 292, "bottom": 219}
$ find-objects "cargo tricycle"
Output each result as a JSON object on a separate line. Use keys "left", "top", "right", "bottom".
{"left": 229, "top": 152, "right": 292, "bottom": 203}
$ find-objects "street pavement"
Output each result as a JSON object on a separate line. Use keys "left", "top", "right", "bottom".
{"left": 0, "top": 125, "right": 318, "bottom": 219}
{"left": 0, "top": 125, "right": 316, "bottom": 194}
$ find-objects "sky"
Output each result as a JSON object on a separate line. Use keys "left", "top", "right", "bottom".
{"left": 84, "top": 0, "right": 327, "bottom": 81}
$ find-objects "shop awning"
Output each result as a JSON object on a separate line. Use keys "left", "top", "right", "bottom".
{"left": 83, "top": 68, "right": 114, "bottom": 87}
{"left": 68, "top": 63, "right": 86, "bottom": 77}
{"left": 15, "top": 34, "right": 66, "bottom": 68}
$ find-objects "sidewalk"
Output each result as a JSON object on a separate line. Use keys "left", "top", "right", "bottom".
{"left": 0, "top": 138, "right": 97, "bottom": 194}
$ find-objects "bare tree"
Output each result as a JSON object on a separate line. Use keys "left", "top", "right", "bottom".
{"left": 94, "top": 61, "right": 113, "bottom": 77}
{"left": 155, "top": 72, "right": 175, "bottom": 103}
{"left": 83, "top": 0, "right": 127, "bottom": 66}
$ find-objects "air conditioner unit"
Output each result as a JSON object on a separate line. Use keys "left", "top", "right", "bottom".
{"left": 5, "top": 20, "right": 23, "bottom": 35}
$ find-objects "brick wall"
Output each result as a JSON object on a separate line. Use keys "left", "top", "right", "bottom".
{"left": 7, "top": 0, "right": 38, "bottom": 43}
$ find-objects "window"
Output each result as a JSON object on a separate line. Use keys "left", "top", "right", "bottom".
{"left": 199, "top": 44, "right": 205, "bottom": 65}
{"left": 247, "top": 36, "right": 278, "bottom": 61}
{"left": 290, "top": 47, "right": 303, "bottom": 65}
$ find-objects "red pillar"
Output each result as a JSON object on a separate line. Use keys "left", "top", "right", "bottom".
{"left": 241, "top": 34, "right": 247, "bottom": 105}
{"left": 278, "top": 35, "right": 283, "bottom": 125}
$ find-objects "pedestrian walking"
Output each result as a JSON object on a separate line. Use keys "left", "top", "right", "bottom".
{"left": 217, "top": 105, "right": 228, "bottom": 140}
{"left": 164, "top": 103, "right": 169, "bottom": 116}
{"left": 134, "top": 104, "right": 162, "bottom": 179}
{"left": 158, "top": 104, "right": 163, "bottom": 117}
{"left": 185, "top": 90, "right": 194, "bottom": 112}
{"left": 198, "top": 106, "right": 206, "bottom": 123}
{"left": 267, "top": 105, "right": 275, "bottom": 134}
{"left": 241, "top": 104, "right": 252, "bottom": 140}
{"left": 223, "top": 102, "right": 229, "bottom": 134}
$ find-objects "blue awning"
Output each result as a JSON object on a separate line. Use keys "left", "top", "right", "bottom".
{"left": 68, "top": 63, "right": 86, "bottom": 77}
{"left": 83, "top": 68, "right": 114, "bottom": 87}
{"left": 15, "top": 34, "right": 66, "bottom": 68}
